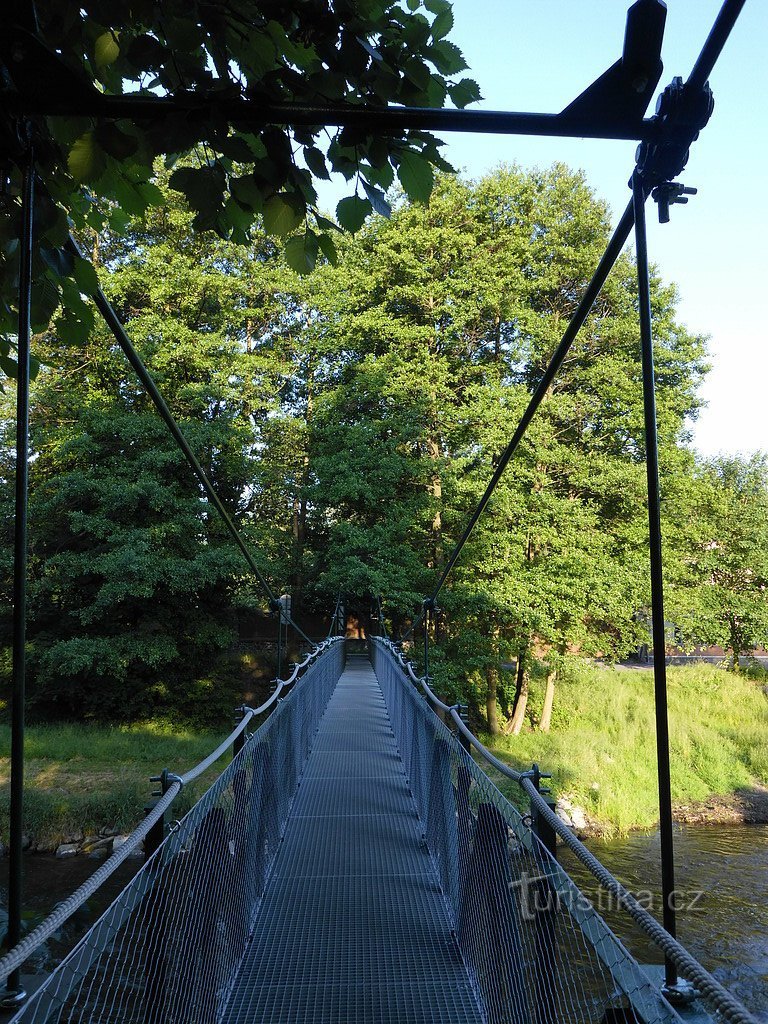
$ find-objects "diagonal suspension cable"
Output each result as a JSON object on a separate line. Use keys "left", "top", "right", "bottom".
{"left": 428, "top": 201, "right": 634, "bottom": 604}
{"left": 399, "top": 199, "right": 636, "bottom": 637}
{"left": 66, "top": 236, "right": 317, "bottom": 647}
{"left": 403, "top": 0, "right": 747, "bottom": 619}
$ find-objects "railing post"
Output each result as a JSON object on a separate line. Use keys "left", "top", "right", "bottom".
{"left": 525, "top": 764, "right": 559, "bottom": 1024}
{"left": 3, "top": 133, "right": 35, "bottom": 1012}
{"left": 528, "top": 763, "right": 557, "bottom": 861}
{"left": 422, "top": 598, "right": 431, "bottom": 681}
{"left": 145, "top": 768, "right": 175, "bottom": 864}
{"left": 233, "top": 706, "right": 248, "bottom": 759}
{"left": 270, "top": 598, "right": 283, "bottom": 678}
{"left": 455, "top": 704, "right": 472, "bottom": 755}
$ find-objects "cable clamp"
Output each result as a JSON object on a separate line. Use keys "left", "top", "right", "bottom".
{"left": 149, "top": 768, "right": 184, "bottom": 796}
{"left": 651, "top": 181, "right": 697, "bottom": 223}
{"left": 520, "top": 763, "right": 552, "bottom": 792}
{"left": 661, "top": 980, "right": 699, "bottom": 1006}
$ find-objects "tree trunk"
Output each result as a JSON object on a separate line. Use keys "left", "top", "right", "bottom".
{"left": 426, "top": 434, "right": 442, "bottom": 569}
{"left": 509, "top": 670, "right": 529, "bottom": 735}
{"left": 539, "top": 669, "right": 556, "bottom": 732}
{"left": 486, "top": 662, "right": 500, "bottom": 735}
{"left": 504, "top": 654, "right": 529, "bottom": 735}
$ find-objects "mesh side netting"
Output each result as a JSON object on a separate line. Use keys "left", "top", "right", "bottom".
{"left": 10, "top": 640, "right": 344, "bottom": 1024}
{"left": 371, "top": 641, "right": 681, "bottom": 1024}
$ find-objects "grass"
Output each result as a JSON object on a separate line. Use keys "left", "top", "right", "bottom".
{"left": 0, "top": 720, "right": 228, "bottom": 847}
{"left": 481, "top": 661, "right": 768, "bottom": 833}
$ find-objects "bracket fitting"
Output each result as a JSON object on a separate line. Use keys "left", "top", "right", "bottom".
{"left": 150, "top": 768, "right": 184, "bottom": 797}
{"left": 632, "top": 74, "right": 713, "bottom": 222}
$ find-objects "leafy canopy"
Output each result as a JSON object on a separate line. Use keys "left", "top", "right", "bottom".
{"left": 0, "top": 0, "right": 480, "bottom": 374}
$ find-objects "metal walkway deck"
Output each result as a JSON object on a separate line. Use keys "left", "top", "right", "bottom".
{"left": 222, "top": 654, "right": 483, "bottom": 1024}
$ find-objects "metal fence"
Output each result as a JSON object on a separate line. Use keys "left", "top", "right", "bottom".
{"left": 8, "top": 640, "right": 344, "bottom": 1024}
{"left": 372, "top": 639, "right": 693, "bottom": 1024}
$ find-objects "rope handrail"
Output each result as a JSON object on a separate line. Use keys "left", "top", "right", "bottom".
{"left": 373, "top": 637, "right": 758, "bottom": 1024}
{"left": 0, "top": 637, "right": 342, "bottom": 985}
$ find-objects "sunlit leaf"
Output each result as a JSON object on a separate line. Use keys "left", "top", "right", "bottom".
{"left": 262, "top": 193, "right": 305, "bottom": 237}
{"left": 94, "top": 31, "right": 120, "bottom": 69}
{"left": 68, "top": 133, "right": 107, "bottom": 183}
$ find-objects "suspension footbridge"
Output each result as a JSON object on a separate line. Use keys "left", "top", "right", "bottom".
{"left": 0, "top": 639, "right": 757, "bottom": 1024}
{"left": 0, "top": 0, "right": 760, "bottom": 1020}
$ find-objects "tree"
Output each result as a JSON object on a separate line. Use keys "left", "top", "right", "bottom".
{"left": 302, "top": 165, "right": 707, "bottom": 732}
{"left": 15, "top": 182, "right": 301, "bottom": 720}
{"left": 669, "top": 455, "right": 768, "bottom": 671}
{"left": 0, "top": 0, "right": 478, "bottom": 376}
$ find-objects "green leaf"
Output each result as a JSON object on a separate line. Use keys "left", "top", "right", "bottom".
{"left": 404, "top": 57, "right": 431, "bottom": 91}
{"left": 396, "top": 150, "right": 434, "bottom": 203}
{"left": 406, "top": 0, "right": 420, "bottom": 10}
{"left": 72, "top": 255, "right": 100, "bottom": 295}
{"left": 68, "top": 132, "right": 107, "bottom": 182}
{"left": 314, "top": 213, "right": 341, "bottom": 233}
{"left": 230, "top": 174, "right": 263, "bottom": 212}
{"left": 262, "top": 192, "right": 305, "bottom": 237}
{"left": 94, "top": 31, "right": 120, "bottom": 68}
{"left": 448, "top": 77, "right": 482, "bottom": 108}
{"left": 284, "top": 231, "right": 320, "bottom": 274}
{"left": 94, "top": 123, "right": 138, "bottom": 161}
{"left": 304, "top": 146, "right": 330, "bottom": 180}
{"left": 425, "top": 74, "right": 447, "bottom": 108}
{"left": 40, "top": 246, "right": 75, "bottom": 279}
{"left": 0, "top": 355, "right": 17, "bottom": 378}
{"left": 362, "top": 180, "right": 392, "bottom": 218}
{"left": 168, "top": 166, "right": 225, "bottom": 215}
{"left": 30, "top": 275, "right": 62, "bottom": 332}
{"left": 126, "top": 34, "right": 166, "bottom": 70}
{"left": 216, "top": 134, "right": 258, "bottom": 163}
{"left": 431, "top": 7, "right": 454, "bottom": 40}
{"left": 360, "top": 37, "right": 384, "bottom": 63}
{"left": 426, "top": 40, "right": 468, "bottom": 75}
{"left": 57, "top": 303, "right": 95, "bottom": 346}
{"left": 317, "top": 233, "right": 338, "bottom": 266}
{"left": 336, "top": 195, "right": 372, "bottom": 233}
{"left": 425, "top": 0, "right": 451, "bottom": 12}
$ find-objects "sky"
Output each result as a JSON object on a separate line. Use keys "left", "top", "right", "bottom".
{"left": 325, "top": 1, "right": 768, "bottom": 460}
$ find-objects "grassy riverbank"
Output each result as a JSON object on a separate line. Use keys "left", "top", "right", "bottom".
{"left": 483, "top": 661, "right": 768, "bottom": 833}
{"left": 0, "top": 721, "right": 225, "bottom": 848}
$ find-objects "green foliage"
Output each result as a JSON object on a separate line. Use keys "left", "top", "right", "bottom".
{"left": 0, "top": 161, "right": 764, "bottom": 750}
{"left": 304, "top": 166, "right": 708, "bottom": 709}
{"left": 1, "top": 0, "right": 480, "bottom": 368}
{"left": 667, "top": 455, "right": 768, "bottom": 666}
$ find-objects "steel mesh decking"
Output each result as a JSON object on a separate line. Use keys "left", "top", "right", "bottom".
{"left": 222, "top": 654, "right": 482, "bottom": 1024}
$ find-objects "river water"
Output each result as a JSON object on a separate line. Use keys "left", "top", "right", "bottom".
{"left": 1, "top": 825, "right": 766, "bottom": 1017}
{"left": 561, "top": 824, "right": 768, "bottom": 1020}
